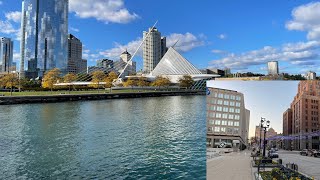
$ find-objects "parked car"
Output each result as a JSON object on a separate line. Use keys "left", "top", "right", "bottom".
{"left": 308, "top": 149, "right": 318, "bottom": 156}
{"left": 313, "top": 150, "right": 320, "bottom": 158}
{"left": 268, "top": 150, "right": 279, "bottom": 158}
{"left": 300, "top": 149, "right": 308, "bottom": 156}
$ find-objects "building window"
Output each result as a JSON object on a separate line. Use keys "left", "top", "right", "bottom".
{"left": 217, "top": 106, "right": 222, "bottom": 111}
{"left": 228, "top": 121, "right": 234, "bottom": 126}
{"left": 230, "top": 95, "right": 235, "bottom": 100}
{"left": 236, "top": 102, "right": 241, "bottom": 107}
{"left": 234, "top": 128, "right": 239, "bottom": 134}
{"left": 215, "top": 120, "right": 221, "bottom": 125}
{"left": 221, "top": 127, "right": 226, "bottom": 132}
{"left": 210, "top": 105, "right": 216, "bottom": 111}
{"left": 222, "top": 114, "right": 228, "bottom": 119}
{"left": 217, "top": 100, "right": 223, "bottom": 105}
{"left": 223, "top": 107, "right": 229, "bottom": 112}
{"left": 229, "top": 114, "right": 234, "bottom": 119}
{"left": 224, "top": 101, "right": 229, "bottom": 106}
{"left": 236, "top": 96, "right": 241, "bottom": 101}
{"left": 235, "top": 115, "right": 240, "bottom": 120}
{"left": 230, "top": 101, "right": 235, "bottom": 106}
{"left": 218, "top": 93, "right": 224, "bottom": 98}
{"left": 216, "top": 113, "right": 222, "bottom": 118}
{"left": 209, "top": 120, "right": 214, "bottom": 125}
{"left": 235, "top": 108, "right": 240, "bottom": 113}
{"left": 234, "top": 122, "right": 240, "bottom": 126}
{"left": 222, "top": 121, "right": 227, "bottom": 125}
{"left": 229, "top": 108, "right": 235, "bottom": 113}
{"left": 211, "top": 99, "right": 216, "bottom": 104}
{"left": 224, "top": 94, "right": 230, "bottom": 99}
{"left": 214, "top": 127, "right": 220, "bottom": 132}
{"left": 227, "top": 128, "right": 233, "bottom": 134}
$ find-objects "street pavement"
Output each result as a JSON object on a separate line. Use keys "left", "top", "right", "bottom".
{"left": 277, "top": 150, "right": 320, "bottom": 180}
{"left": 207, "top": 150, "right": 254, "bottom": 180}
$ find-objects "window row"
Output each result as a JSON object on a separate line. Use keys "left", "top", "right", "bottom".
{"left": 209, "top": 99, "right": 241, "bottom": 107}
{"left": 214, "top": 93, "right": 242, "bottom": 101}
{"left": 207, "top": 112, "right": 240, "bottom": 120}
{"left": 208, "top": 127, "right": 240, "bottom": 134}
{"left": 208, "top": 120, "right": 240, "bottom": 127}
{"left": 208, "top": 105, "right": 241, "bottom": 113}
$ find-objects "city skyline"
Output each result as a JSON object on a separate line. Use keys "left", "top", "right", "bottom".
{"left": 207, "top": 81, "right": 300, "bottom": 138}
{"left": 0, "top": 0, "right": 320, "bottom": 74}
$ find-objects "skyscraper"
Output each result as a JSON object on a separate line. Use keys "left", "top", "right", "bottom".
{"left": 143, "top": 27, "right": 167, "bottom": 74}
{"left": 20, "top": 0, "right": 69, "bottom": 78}
{"left": 0, "top": 37, "right": 13, "bottom": 73}
{"left": 68, "top": 34, "right": 86, "bottom": 74}
{"left": 267, "top": 61, "right": 279, "bottom": 75}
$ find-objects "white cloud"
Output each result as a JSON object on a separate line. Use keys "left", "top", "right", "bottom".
{"left": 70, "top": 27, "right": 80, "bottom": 32}
{"left": 212, "top": 49, "right": 228, "bottom": 55}
{"left": 5, "top": 11, "right": 21, "bottom": 23}
{"left": 286, "top": 2, "right": 320, "bottom": 40}
{"left": 69, "top": 0, "right": 139, "bottom": 24}
{"left": 218, "top": 34, "right": 227, "bottom": 40}
{"left": 99, "top": 32, "right": 206, "bottom": 59}
{"left": 0, "top": 20, "right": 19, "bottom": 34}
{"left": 209, "top": 41, "right": 320, "bottom": 71}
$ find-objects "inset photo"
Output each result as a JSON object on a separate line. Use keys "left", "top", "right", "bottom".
{"left": 206, "top": 81, "right": 319, "bottom": 180}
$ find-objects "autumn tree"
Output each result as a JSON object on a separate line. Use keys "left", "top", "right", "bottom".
{"left": 1, "top": 73, "right": 19, "bottom": 96}
{"left": 64, "top": 73, "right": 77, "bottom": 93}
{"left": 178, "top": 75, "right": 194, "bottom": 89}
{"left": 123, "top": 78, "right": 137, "bottom": 89}
{"left": 91, "top": 71, "right": 106, "bottom": 93}
{"left": 137, "top": 77, "right": 150, "bottom": 87}
{"left": 42, "top": 68, "right": 61, "bottom": 91}
{"left": 105, "top": 71, "right": 119, "bottom": 89}
{"left": 152, "top": 76, "right": 171, "bottom": 89}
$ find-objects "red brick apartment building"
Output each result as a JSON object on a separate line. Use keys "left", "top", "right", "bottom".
{"left": 283, "top": 81, "right": 320, "bottom": 150}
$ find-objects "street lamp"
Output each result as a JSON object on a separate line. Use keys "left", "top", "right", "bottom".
{"left": 259, "top": 117, "right": 266, "bottom": 152}
{"left": 262, "top": 120, "right": 270, "bottom": 157}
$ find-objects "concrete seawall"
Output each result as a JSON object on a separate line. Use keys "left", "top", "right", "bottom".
{"left": 0, "top": 91, "right": 205, "bottom": 105}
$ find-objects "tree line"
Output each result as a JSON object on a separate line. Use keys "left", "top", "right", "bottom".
{"left": 0, "top": 68, "right": 195, "bottom": 95}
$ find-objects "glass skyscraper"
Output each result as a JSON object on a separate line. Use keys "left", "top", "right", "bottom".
{"left": 20, "top": 0, "right": 68, "bottom": 78}
{"left": 0, "top": 37, "right": 14, "bottom": 73}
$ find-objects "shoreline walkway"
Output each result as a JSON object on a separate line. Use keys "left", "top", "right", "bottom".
{"left": 207, "top": 150, "right": 254, "bottom": 180}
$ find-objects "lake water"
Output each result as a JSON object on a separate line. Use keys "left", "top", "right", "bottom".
{"left": 0, "top": 96, "right": 206, "bottom": 179}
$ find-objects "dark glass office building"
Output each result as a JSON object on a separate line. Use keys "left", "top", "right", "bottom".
{"left": 20, "top": 0, "right": 68, "bottom": 78}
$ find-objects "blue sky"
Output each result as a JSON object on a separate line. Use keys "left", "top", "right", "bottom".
{"left": 207, "top": 81, "right": 300, "bottom": 138}
{"left": 0, "top": 0, "right": 320, "bottom": 74}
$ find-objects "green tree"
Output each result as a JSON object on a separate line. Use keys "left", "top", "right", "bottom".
{"left": 91, "top": 71, "right": 106, "bottom": 93}
{"left": 42, "top": 68, "right": 61, "bottom": 91}
{"left": 64, "top": 73, "right": 77, "bottom": 93}
{"left": 178, "top": 75, "right": 194, "bottom": 89}
{"left": 1, "top": 73, "right": 19, "bottom": 96}
{"left": 152, "top": 76, "right": 171, "bottom": 89}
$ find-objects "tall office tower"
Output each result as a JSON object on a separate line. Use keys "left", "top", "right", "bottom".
{"left": 267, "top": 61, "right": 279, "bottom": 75}
{"left": 207, "top": 88, "right": 250, "bottom": 150}
{"left": 20, "top": 0, "right": 69, "bottom": 79}
{"left": 68, "top": 34, "right": 83, "bottom": 74}
{"left": 143, "top": 27, "right": 167, "bottom": 74}
{"left": 288, "top": 81, "right": 320, "bottom": 150}
{"left": 0, "top": 37, "right": 13, "bottom": 73}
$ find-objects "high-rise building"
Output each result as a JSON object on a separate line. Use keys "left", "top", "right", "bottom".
{"left": 143, "top": 27, "right": 167, "bottom": 74}
{"left": 207, "top": 88, "right": 250, "bottom": 150}
{"left": 267, "top": 61, "right": 279, "bottom": 75}
{"left": 20, "top": 0, "right": 69, "bottom": 78}
{"left": 0, "top": 37, "right": 13, "bottom": 73}
{"left": 68, "top": 34, "right": 85, "bottom": 74}
{"left": 306, "top": 71, "right": 317, "bottom": 80}
{"left": 77, "top": 59, "right": 87, "bottom": 74}
{"left": 283, "top": 108, "right": 293, "bottom": 150}
{"left": 97, "top": 59, "right": 114, "bottom": 69}
{"left": 284, "top": 81, "right": 320, "bottom": 150}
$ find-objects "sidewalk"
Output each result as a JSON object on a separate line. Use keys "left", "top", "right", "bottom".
{"left": 207, "top": 150, "right": 254, "bottom": 180}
